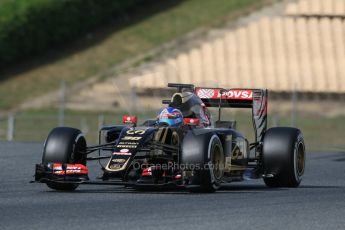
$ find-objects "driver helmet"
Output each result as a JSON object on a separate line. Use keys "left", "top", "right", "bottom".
{"left": 157, "top": 107, "right": 183, "bottom": 127}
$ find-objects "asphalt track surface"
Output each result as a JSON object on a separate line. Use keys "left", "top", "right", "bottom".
{"left": 1, "top": 141, "right": 345, "bottom": 230}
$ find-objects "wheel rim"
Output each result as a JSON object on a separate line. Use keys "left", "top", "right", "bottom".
{"left": 296, "top": 143, "right": 305, "bottom": 176}
{"left": 212, "top": 144, "right": 223, "bottom": 180}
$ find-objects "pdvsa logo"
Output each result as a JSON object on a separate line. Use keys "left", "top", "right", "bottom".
{"left": 218, "top": 90, "right": 253, "bottom": 99}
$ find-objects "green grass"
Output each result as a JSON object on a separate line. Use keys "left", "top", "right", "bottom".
{"left": 0, "top": 0, "right": 275, "bottom": 111}
{"left": 0, "top": 0, "right": 11, "bottom": 4}
{"left": 1, "top": 108, "right": 344, "bottom": 152}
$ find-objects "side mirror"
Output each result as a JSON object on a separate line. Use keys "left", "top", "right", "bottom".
{"left": 123, "top": 115, "right": 137, "bottom": 126}
{"left": 183, "top": 118, "right": 200, "bottom": 126}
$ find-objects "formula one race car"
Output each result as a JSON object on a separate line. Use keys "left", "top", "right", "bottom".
{"left": 34, "top": 83, "right": 306, "bottom": 192}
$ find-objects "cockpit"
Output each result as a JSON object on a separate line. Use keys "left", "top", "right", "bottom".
{"left": 169, "top": 91, "right": 210, "bottom": 126}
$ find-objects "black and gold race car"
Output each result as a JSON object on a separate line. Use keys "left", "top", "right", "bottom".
{"left": 34, "top": 83, "right": 306, "bottom": 192}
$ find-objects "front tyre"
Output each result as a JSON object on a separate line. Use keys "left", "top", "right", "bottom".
{"left": 46, "top": 182, "right": 79, "bottom": 191}
{"left": 42, "top": 127, "right": 87, "bottom": 191}
{"left": 262, "top": 127, "right": 305, "bottom": 187}
{"left": 189, "top": 135, "right": 225, "bottom": 193}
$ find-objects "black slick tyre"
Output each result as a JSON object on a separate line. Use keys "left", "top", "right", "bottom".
{"left": 262, "top": 127, "right": 305, "bottom": 187}
{"left": 188, "top": 135, "right": 225, "bottom": 193}
{"left": 42, "top": 127, "right": 87, "bottom": 191}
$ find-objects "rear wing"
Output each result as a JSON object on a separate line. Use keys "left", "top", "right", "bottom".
{"left": 195, "top": 87, "right": 268, "bottom": 143}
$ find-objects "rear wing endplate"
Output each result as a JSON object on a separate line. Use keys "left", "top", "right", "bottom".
{"left": 195, "top": 87, "right": 268, "bottom": 143}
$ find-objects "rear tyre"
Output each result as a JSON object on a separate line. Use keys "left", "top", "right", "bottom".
{"left": 262, "top": 127, "right": 305, "bottom": 187}
{"left": 42, "top": 127, "right": 87, "bottom": 191}
{"left": 188, "top": 135, "right": 225, "bottom": 193}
